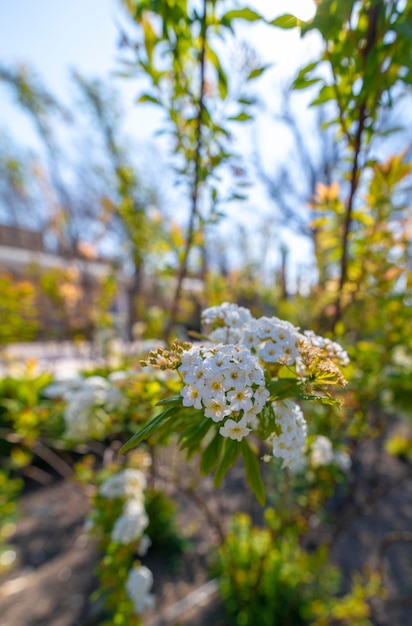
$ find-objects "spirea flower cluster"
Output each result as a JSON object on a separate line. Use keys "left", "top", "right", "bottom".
{"left": 202, "top": 303, "right": 302, "bottom": 366}
{"left": 309, "top": 435, "right": 351, "bottom": 471}
{"left": 99, "top": 469, "right": 150, "bottom": 548}
{"left": 125, "top": 565, "right": 155, "bottom": 614}
{"left": 169, "top": 302, "right": 348, "bottom": 468}
{"left": 44, "top": 373, "right": 128, "bottom": 440}
{"left": 98, "top": 468, "right": 155, "bottom": 615}
{"left": 269, "top": 400, "right": 308, "bottom": 469}
{"left": 178, "top": 344, "right": 269, "bottom": 441}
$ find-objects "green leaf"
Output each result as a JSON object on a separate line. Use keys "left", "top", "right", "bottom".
{"left": 200, "top": 429, "right": 223, "bottom": 476}
{"left": 242, "top": 440, "right": 266, "bottom": 506}
{"left": 293, "top": 77, "right": 322, "bottom": 90}
{"left": 228, "top": 112, "right": 253, "bottom": 122}
{"left": 179, "top": 417, "right": 213, "bottom": 456}
{"left": 270, "top": 14, "right": 301, "bottom": 29}
{"left": 214, "top": 438, "right": 242, "bottom": 488}
{"left": 267, "top": 378, "right": 300, "bottom": 400}
{"left": 156, "top": 395, "right": 182, "bottom": 407}
{"left": 310, "top": 84, "right": 336, "bottom": 107}
{"left": 222, "top": 8, "right": 263, "bottom": 23}
{"left": 138, "top": 93, "right": 162, "bottom": 105}
{"left": 238, "top": 96, "right": 257, "bottom": 105}
{"left": 298, "top": 393, "right": 341, "bottom": 406}
{"left": 247, "top": 66, "right": 267, "bottom": 80}
{"left": 119, "top": 406, "right": 179, "bottom": 454}
{"left": 206, "top": 45, "right": 228, "bottom": 100}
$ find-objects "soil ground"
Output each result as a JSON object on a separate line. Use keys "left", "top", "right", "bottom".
{"left": 1, "top": 434, "right": 411, "bottom": 626}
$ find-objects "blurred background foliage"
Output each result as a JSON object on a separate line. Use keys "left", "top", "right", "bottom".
{"left": 0, "top": 0, "right": 412, "bottom": 623}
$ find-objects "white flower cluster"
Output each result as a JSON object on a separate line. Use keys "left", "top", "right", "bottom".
{"left": 269, "top": 400, "right": 308, "bottom": 468}
{"left": 203, "top": 302, "right": 253, "bottom": 344}
{"left": 95, "top": 469, "right": 154, "bottom": 616}
{"left": 44, "top": 373, "right": 128, "bottom": 440}
{"left": 177, "top": 303, "right": 349, "bottom": 467}
{"left": 310, "top": 435, "right": 351, "bottom": 471}
{"left": 99, "top": 469, "right": 151, "bottom": 549}
{"left": 203, "top": 304, "right": 302, "bottom": 366}
{"left": 178, "top": 344, "right": 269, "bottom": 441}
{"left": 303, "top": 330, "right": 350, "bottom": 366}
{"left": 125, "top": 565, "right": 155, "bottom": 614}
{"left": 202, "top": 303, "right": 349, "bottom": 369}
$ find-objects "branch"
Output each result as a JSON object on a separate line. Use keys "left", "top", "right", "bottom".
{"left": 164, "top": 0, "right": 208, "bottom": 342}
{"left": 332, "top": 2, "right": 380, "bottom": 329}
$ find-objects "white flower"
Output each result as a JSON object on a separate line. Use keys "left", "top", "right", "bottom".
{"left": 259, "top": 340, "right": 283, "bottom": 363}
{"left": 271, "top": 400, "right": 307, "bottom": 468}
{"left": 310, "top": 435, "right": 334, "bottom": 467}
{"left": 253, "top": 385, "right": 270, "bottom": 411}
{"left": 223, "top": 364, "right": 247, "bottom": 390}
{"left": 303, "top": 330, "right": 349, "bottom": 366}
{"left": 111, "top": 499, "right": 149, "bottom": 544}
{"left": 138, "top": 534, "right": 152, "bottom": 556}
{"left": 203, "top": 373, "right": 226, "bottom": 397}
{"left": 178, "top": 343, "right": 267, "bottom": 425}
{"left": 181, "top": 384, "right": 203, "bottom": 410}
{"left": 100, "top": 469, "right": 147, "bottom": 499}
{"left": 219, "top": 418, "right": 251, "bottom": 441}
{"left": 310, "top": 436, "right": 352, "bottom": 472}
{"left": 108, "top": 370, "right": 128, "bottom": 383}
{"left": 125, "top": 565, "right": 155, "bottom": 614}
{"left": 203, "top": 396, "right": 231, "bottom": 422}
{"left": 227, "top": 388, "right": 253, "bottom": 413}
{"left": 43, "top": 377, "right": 82, "bottom": 399}
{"left": 202, "top": 302, "right": 252, "bottom": 329}
{"left": 334, "top": 449, "right": 351, "bottom": 472}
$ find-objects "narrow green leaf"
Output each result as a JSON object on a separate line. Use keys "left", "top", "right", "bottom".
{"left": 223, "top": 8, "right": 263, "bottom": 22}
{"left": 206, "top": 45, "right": 228, "bottom": 100}
{"left": 119, "top": 406, "right": 179, "bottom": 454}
{"left": 238, "top": 96, "right": 257, "bottom": 105}
{"left": 298, "top": 393, "right": 341, "bottom": 406}
{"left": 310, "top": 84, "right": 335, "bottom": 107}
{"left": 242, "top": 440, "right": 266, "bottom": 506}
{"left": 214, "top": 439, "right": 242, "bottom": 488}
{"left": 267, "top": 378, "right": 300, "bottom": 400}
{"left": 293, "top": 77, "right": 322, "bottom": 90}
{"left": 179, "top": 418, "right": 213, "bottom": 456}
{"left": 247, "top": 66, "right": 267, "bottom": 80}
{"left": 270, "top": 14, "right": 301, "bottom": 29}
{"left": 228, "top": 112, "right": 253, "bottom": 122}
{"left": 200, "top": 429, "right": 223, "bottom": 476}
{"left": 138, "top": 93, "right": 162, "bottom": 105}
{"left": 156, "top": 395, "right": 182, "bottom": 407}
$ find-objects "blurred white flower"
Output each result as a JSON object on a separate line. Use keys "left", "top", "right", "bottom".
{"left": 99, "top": 469, "right": 147, "bottom": 499}
{"left": 125, "top": 565, "right": 155, "bottom": 614}
{"left": 310, "top": 435, "right": 334, "bottom": 467}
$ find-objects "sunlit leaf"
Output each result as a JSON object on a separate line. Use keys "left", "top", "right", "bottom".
{"left": 247, "top": 66, "right": 268, "bottom": 80}
{"left": 242, "top": 440, "right": 266, "bottom": 505}
{"left": 119, "top": 406, "right": 180, "bottom": 453}
{"left": 269, "top": 14, "right": 302, "bottom": 29}
{"left": 138, "top": 93, "right": 162, "bottom": 105}
{"left": 200, "top": 429, "right": 223, "bottom": 475}
{"left": 228, "top": 112, "right": 253, "bottom": 122}
{"left": 214, "top": 439, "right": 242, "bottom": 487}
{"left": 222, "top": 8, "right": 263, "bottom": 23}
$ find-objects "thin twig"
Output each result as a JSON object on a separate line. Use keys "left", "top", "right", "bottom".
{"left": 164, "top": 0, "right": 208, "bottom": 342}
{"left": 333, "top": 3, "right": 380, "bottom": 328}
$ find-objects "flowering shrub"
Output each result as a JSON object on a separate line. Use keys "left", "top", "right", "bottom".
{"left": 121, "top": 303, "right": 349, "bottom": 504}
{"left": 82, "top": 461, "right": 155, "bottom": 625}
{"left": 44, "top": 373, "right": 129, "bottom": 441}
{"left": 215, "top": 512, "right": 382, "bottom": 626}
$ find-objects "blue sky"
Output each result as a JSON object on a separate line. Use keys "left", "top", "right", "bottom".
{"left": 0, "top": 0, "right": 317, "bottom": 143}
{"left": 0, "top": 0, "right": 317, "bottom": 283}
